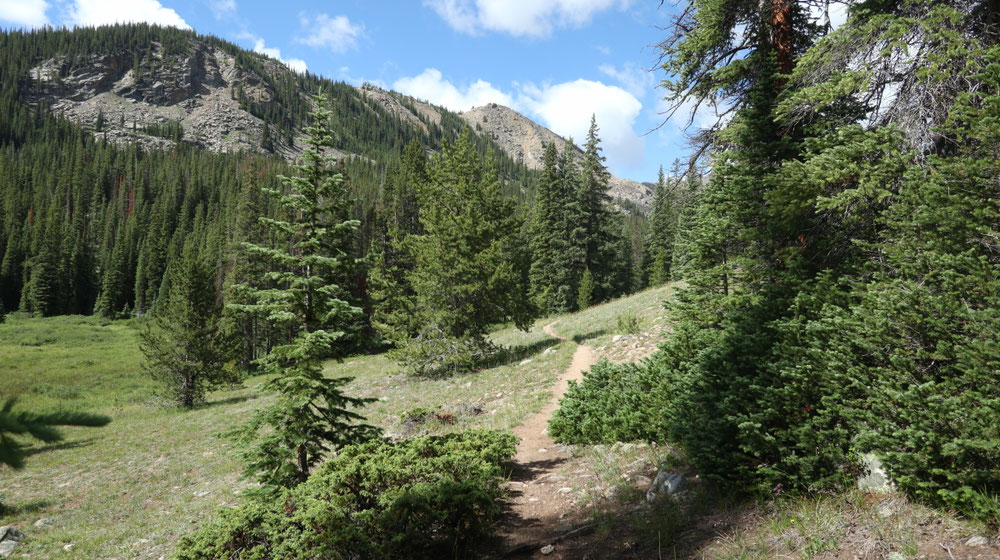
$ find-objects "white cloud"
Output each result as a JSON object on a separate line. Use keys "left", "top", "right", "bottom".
{"left": 296, "top": 13, "right": 364, "bottom": 53}
{"left": 68, "top": 0, "right": 191, "bottom": 29}
{"left": 209, "top": 0, "right": 236, "bottom": 19}
{"left": 393, "top": 68, "right": 514, "bottom": 112}
{"left": 393, "top": 68, "right": 645, "bottom": 172}
{"left": 425, "top": 0, "right": 630, "bottom": 37}
{"left": 520, "top": 79, "right": 644, "bottom": 168}
{"left": 809, "top": 1, "right": 849, "bottom": 31}
{"left": 0, "top": 0, "right": 49, "bottom": 27}
{"left": 240, "top": 33, "right": 307, "bottom": 73}
{"left": 598, "top": 62, "right": 652, "bottom": 98}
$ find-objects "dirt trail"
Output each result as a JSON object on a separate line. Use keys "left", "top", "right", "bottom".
{"left": 494, "top": 320, "right": 597, "bottom": 556}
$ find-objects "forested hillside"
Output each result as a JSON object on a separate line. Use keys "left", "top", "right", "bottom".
{"left": 553, "top": 0, "right": 1000, "bottom": 523}
{"left": 0, "top": 24, "right": 653, "bottom": 329}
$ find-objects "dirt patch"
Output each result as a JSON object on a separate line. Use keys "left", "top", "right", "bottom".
{"left": 487, "top": 321, "right": 599, "bottom": 557}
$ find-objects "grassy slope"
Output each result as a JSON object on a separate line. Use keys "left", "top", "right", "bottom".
{"left": 0, "top": 286, "right": 675, "bottom": 560}
{"left": 4, "top": 283, "right": 987, "bottom": 560}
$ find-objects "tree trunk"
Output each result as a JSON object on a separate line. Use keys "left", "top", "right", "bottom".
{"left": 770, "top": 0, "right": 794, "bottom": 85}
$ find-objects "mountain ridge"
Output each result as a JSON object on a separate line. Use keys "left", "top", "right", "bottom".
{"left": 16, "top": 24, "right": 651, "bottom": 211}
{"left": 459, "top": 102, "right": 653, "bottom": 210}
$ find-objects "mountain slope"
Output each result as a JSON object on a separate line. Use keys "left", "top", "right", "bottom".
{"left": 461, "top": 103, "right": 653, "bottom": 211}
{"left": 12, "top": 24, "right": 651, "bottom": 212}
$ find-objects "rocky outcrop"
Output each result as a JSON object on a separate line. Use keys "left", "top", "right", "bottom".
{"left": 0, "top": 526, "right": 23, "bottom": 558}
{"left": 27, "top": 41, "right": 278, "bottom": 156}
{"left": 461, "top": 103, "right": 653, "bottom": 212}
{"left": 358, "top": 84, "right": 442, "bottom": 133}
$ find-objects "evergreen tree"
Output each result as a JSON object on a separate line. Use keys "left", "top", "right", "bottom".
{"left": 260, "top": 120, "right": 273, "bottom": 152}
{"left": 227, "top": 92, "right": 378, "bottom": 488}
{"left": 575, "top": 116, "right": 626, "bottom": 303}
{"left": 577, "top": 266, "right": 594, "bottom": 310}
{"left": 528, "top": 142, "right": 561, "bottom": 313}
{"left": 643, "top": 166, "right": 678, "bottom": 286}
{"left": 140, "top": 240, "right": 231, "bottom": 408}
{"left": 369, "top": 139, "right": 426, "bottom": 343}
{"left": 552, "top": 139, "right": 587, "bottom": 311}
{"left": 390, "top": 131, "right": 536, "bottom": 376}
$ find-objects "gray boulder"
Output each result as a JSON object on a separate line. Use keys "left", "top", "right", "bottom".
{"left": 0, "top": 527, "right": 23, "bottom": 558}
{"left": 966, "top": 536, "right": 989, "bottom": 547}
{"left": 857, "top": 453, "right": 893, "bottom": 493}
{"left": 646, "top": 471, "right": 685, "bottom": 502}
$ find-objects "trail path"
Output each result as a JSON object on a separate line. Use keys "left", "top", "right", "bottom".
{"left": 494, "top": 320, "right": 597, "bottom": 556}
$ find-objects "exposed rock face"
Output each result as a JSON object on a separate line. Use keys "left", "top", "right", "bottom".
{"left": 27, "top": 40, "right": 282, "bottom": 156}
{"left": 358, "top": 84, "right": 442, "bottom": 133}
{"left": 461, "top": 103, "right": 653, "bottom": 212}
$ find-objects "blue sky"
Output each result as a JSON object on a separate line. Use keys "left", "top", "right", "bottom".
{"left": 0, "top": 0, "right": 703, "bottom": 182}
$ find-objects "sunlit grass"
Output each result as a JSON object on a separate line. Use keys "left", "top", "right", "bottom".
{"left": 0, "top": 311, "right": 575, "bottom": 559}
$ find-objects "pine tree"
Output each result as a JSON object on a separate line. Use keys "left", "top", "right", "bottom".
{"left": 577, "top": 266, "right": 594, "bottom": 311}
{"left": 643, "top": 166, "right": 678, "bottom": 286}
{"left": 552, "top": 139, "right": 587, "bottom": 311}
{"left": 260, "top": 120, "right": 273, "bottom": 152}
{"left": 140, "top": 240, "right": 231, "bottom": 408}
{"left": 392, "top": 131, "right": 536, "bottom": 376}
{"left": 528, "top": 142, "right": 561, "bottom": 313}
{"left": 575, "top": 116, "right": 622, "bottom": 303}
{"left": 370, "top": 139, "right": 426, "bottom": 343}
{"left": 227, "top": 92, "right": 378, "bottom": 488}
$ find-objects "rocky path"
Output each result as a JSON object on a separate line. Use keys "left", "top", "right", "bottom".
{"left": 493, "top": 321, "right": 598, "bottom": 557}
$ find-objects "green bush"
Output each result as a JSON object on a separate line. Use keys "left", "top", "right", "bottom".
{"left": 174, "top": 429, "right": 517, "bottom": 560}
{"left": 549, "top": 360, "right": 668, "bottom": 444}
{"left": 615, "top": 311, "right": 641, "bottom": 334}
{"left": 391, "top": 327, "right": 497, "bottom": 377}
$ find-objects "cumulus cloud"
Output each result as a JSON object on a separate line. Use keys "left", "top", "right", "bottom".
{"left": 520, "top": 79, "right": 644, "bottom": 169}
{"left": 296, "top": 13, "right": 364, "bottom": 53}
{"left": 425, "top": 0, "right": 630, "bottom": 37}
{"left": 237, "top": 32, "right": 307, "bottom": 73}
{"left": 0, "top": 0, "right": 49, "bottom": 27}
{"left": 598, "top": 62, "right": 653, "bottom": 98}
{"left": 393, "top": 68, "right": 514, "bottom": 112}
{"left": 209, "top": 0, "right": 236, "bottom": 19}
{"left": 68, "top": 0, "right": 191, "bottom": 29}
{"left": 393, "top": 68, "right": 645, "bottom": 173}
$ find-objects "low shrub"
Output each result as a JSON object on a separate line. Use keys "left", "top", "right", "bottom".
{"left": 615, "top": 311, "right": 642, "bottom": 335}
{"left": 549, "top": 360, "right": 668, "bottom": 444}
{"left": 391, "top": 326, "right": 497, "bottom": 377}
{"left": 174, "top": 429, "right": 517, "bottom": 560}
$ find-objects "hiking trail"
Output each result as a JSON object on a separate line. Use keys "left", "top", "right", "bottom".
{"left": 495, "top": 320, "right": 598, "bottom": 557}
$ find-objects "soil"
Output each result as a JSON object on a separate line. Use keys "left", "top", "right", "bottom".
{"left": 487, "top": 320, "right": 599, "bottom": 558}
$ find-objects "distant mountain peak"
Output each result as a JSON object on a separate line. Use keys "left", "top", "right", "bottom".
{"left": 460, "top": 103, "right": 653, "bottom": 212}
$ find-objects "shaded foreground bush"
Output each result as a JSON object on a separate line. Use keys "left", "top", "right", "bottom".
{"left": 175, "top": 429, "right": 517, "bottom": 559}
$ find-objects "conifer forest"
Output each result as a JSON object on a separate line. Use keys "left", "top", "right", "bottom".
{"left": 2, "top": 1, "right": 1000, "bottom": 558}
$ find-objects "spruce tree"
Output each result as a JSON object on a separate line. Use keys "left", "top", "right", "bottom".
{"left": 227, "top": 92, "right": 378, "bottom": 488}
{"left": 370, "top": 139, "right": 426, "bottom": 343}
{"left": 528, "top": 142, "right": 561, "bottom": 313}
{"left": 140, "top": 240, "right": 231, "bottom": 408}
{"left": 575, "top": 116, "right": 624, "bottom": 303}
{"left": 643, "top": 166, "right": 678, "bottom": 286}
{"left": 392, "top": 131, "right": 536, "bottom": 376}
{"left": 552, "top": 139, "right": 587, "bottom": 311}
